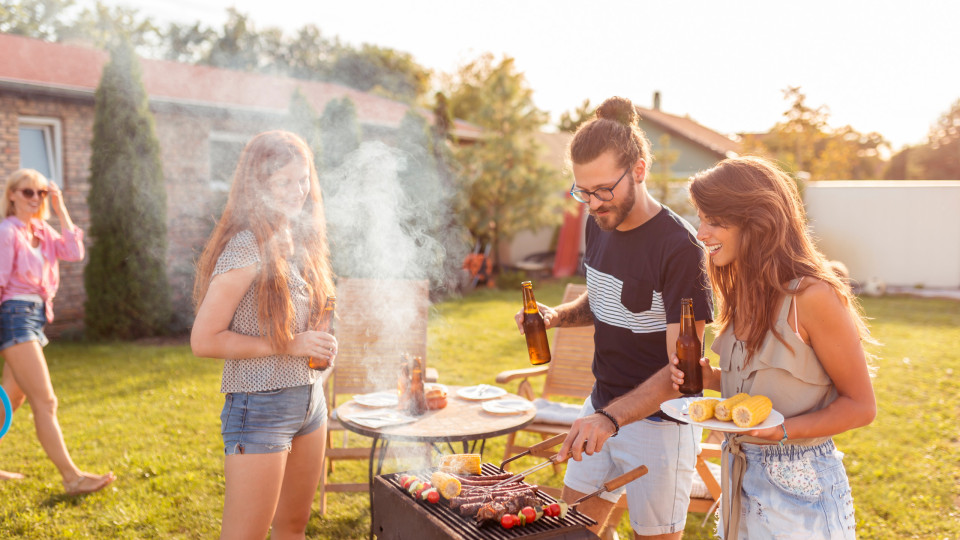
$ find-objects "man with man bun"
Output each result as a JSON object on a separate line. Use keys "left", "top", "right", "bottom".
{"left": 515, "top": 96, "right": 712, "bottom": 538}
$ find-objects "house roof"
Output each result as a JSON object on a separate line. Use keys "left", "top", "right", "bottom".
{"left": 636, "top": 106, "right": 740, "bottom": 158}
{"left": 0, "top": 33, "right": 482, "bottom": 139}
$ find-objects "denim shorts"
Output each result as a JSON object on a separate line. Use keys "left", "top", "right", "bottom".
{"left": 563, "top": 396, "right": 702, "bottom": 536}
{"left": 719, "top": 439, "right": 856, "bottom": 539}
{"left": 220, "top": 379, "right": 328, "bottom": 455}
{"left": 0, "top": 299, "right": 49, "bottom": 352}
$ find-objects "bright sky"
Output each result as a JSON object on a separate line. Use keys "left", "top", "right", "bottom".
{"left": 105, "top": 0, "right": 959, "bottom": 150}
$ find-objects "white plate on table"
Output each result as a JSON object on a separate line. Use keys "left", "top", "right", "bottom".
{"left": 353, "top": 391, "right": 399, "bottom": 408}
{"left": 341, "top": 409, "right": 417, "bottom": 429}
{"left": 660, "top": 397, "right": 785, "bottom": 433}
{"left": 482, "top": 399, "right": 534, "bottom": 415}
{"left": 456, "top": 384, "right": 507, "bottom": 401}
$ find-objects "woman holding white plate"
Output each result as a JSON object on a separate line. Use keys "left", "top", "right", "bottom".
{"left": 669, "top": 157, "right": 876, "bottom": 540}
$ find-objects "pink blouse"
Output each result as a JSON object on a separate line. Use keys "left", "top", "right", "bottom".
{"left": 0, "top": 216, "right": 85, "bottom": 322}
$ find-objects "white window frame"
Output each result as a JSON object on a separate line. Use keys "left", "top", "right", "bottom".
{"left": 18, "top": 116, "right": 64, "bottom": 187}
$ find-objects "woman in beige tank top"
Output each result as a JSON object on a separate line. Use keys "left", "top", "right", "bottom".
{"left": 671, "top": 157, "right": 876, "bottom": 539}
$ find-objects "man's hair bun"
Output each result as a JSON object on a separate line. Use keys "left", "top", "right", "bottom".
{"left": 596, "top": 96, "right": 638, "bottom": 126}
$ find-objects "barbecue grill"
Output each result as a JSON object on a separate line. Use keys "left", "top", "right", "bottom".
{"left": 372, "top": 464, "right": 598, "bottom": 540}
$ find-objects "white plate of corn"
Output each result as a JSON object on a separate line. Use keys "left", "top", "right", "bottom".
{"left": 660, "top": 394, "right": 784, "bottom": 432}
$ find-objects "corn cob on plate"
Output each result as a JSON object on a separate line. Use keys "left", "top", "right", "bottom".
{"left": 659, "top": 396, "right": 784, "bottom": 432}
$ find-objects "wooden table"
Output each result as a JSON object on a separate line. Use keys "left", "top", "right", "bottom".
{"left": 335, "top": 386, "right": 536, "bottom": 539}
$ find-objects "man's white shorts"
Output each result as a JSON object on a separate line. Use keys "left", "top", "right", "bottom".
{"left": 563, "top": 396, "right": 702, "bottom": 536}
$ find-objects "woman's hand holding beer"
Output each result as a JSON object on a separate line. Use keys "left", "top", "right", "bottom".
{"left": 288, "top": 330, "right": 338, "bottom": 362}
{"left": 513, "top": 302, "right": 559, "bottom": 333}
{"left": 669, "top": 354, "right": 718, "bottom": 392}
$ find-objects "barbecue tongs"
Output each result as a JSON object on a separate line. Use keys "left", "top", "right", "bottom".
{"left": 498, "top": 433, "right": 568, "bottom": 472}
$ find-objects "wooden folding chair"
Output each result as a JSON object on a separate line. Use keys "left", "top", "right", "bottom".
{"left": 319, "top": 277, "right": 435, "bottom": 514}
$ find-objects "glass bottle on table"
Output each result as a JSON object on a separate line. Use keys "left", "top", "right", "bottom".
{"left": 308, "top": 296, "right": 336, "bottom": 371}
{"left": 676, "top": 298, "right": 703, "bottom": 394}
{"left": 408, "top": 356, "right": 427, "bottom": 416}
{"left": 521, "top": 281, "right": 551, "bottom": 365}
{"left": 398, "top": 353, "right": 412, "bottom": 412}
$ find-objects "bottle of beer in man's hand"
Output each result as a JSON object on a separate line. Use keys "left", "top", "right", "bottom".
{"left": 308, "top": 296, "right": 336, "bottom": 371}
{"left": 676, "top": 298, "right": 703, "bottom": 394}
{"left": 521, "top": 281, "right": 551, "bottom": 365}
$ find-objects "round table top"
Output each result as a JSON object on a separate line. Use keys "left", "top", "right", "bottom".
{"left": 335, "top": 386, "right": 536, "bottom": 443}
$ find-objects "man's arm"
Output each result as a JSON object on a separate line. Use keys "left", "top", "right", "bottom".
{"left": 515, "top": 290, "right": 594, "bottom": 333}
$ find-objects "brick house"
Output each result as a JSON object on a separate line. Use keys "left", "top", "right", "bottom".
{"left": 0, "top": 33, "right": 480, "bottom": 336}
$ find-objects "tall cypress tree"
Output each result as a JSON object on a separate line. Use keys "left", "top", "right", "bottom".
{"left": 84, "top": 38, "right": 171, "bottom": 339}
{"left": 319, "top": 97, "right": 360, "bottom": 170}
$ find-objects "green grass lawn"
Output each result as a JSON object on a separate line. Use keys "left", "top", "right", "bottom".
{"left": 0, "top": 280, "right": 958, "bottom": 539}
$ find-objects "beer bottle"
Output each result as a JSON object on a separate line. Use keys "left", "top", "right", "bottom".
{"left": 308, "top": 296, "right": 336, "bottom": 371}
{"left": 408, "top": 356, "right": 427, "bottom": 416}
{"left": 397, "top": 353, "right": 412, "bottom": 412}
{"left": 521, "top": 281, "right": 551, "bottom": 365}
{"left": 676, "top": 298, "right": 703, "bottom": 394}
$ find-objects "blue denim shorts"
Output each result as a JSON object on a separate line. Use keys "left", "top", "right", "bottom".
{"left": 0, "top": 299, "right": 49, "bottom": 351}
{"left": 720, "top": 439, "right": 856, "bottom": 539}
{"left": 220, "top": 379, "right": 327, "bottom": 455}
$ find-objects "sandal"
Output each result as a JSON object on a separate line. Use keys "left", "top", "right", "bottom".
{"left": 63, "top": 472, "right": 115, "bottom": 496}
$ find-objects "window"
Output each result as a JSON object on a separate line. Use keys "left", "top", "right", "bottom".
{"left": 19, "top": 117, "right": 63, "bottom": 186}
{"left": 209, "top": 132, "right": 249, "bottom": 191}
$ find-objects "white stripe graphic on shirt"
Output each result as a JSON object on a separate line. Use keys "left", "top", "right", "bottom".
{"left": 586, "top": 265, "right": 666, "bottom": 334}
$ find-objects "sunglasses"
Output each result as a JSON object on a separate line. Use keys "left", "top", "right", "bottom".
{"left": 19, "top": 188, "right": 49, "bottom": 199}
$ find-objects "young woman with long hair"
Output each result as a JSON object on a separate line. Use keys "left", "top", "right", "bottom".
{"left": 191, "top": 130, "right": 336, "bottom": 539}
{"left": 0, "top": 168, "right": 115, "bottom": 494}
{"left": 671, "top": 156, "right": 876, "bottom": 539}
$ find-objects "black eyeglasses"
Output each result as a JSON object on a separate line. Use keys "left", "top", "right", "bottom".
{"left": 19, "top": 188, "right": 49, "bottom": 199}
{"left": 570, "top": 168, "right": 630, "bottom": 203}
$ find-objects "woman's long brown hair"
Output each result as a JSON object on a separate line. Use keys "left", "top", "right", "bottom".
{"left": 689, "top": 156, "right": 872, "bottom": 357}
{"left": 193, "top": 130, "right": 334, "bottom": 352}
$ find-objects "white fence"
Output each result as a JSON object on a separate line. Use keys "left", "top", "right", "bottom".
{"left": 804, "top": 181, "right": 960, "bottom": 289}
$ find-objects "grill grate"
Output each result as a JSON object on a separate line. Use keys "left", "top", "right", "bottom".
{"left": 376, "top": 463, "right": 596, "bottom": 540}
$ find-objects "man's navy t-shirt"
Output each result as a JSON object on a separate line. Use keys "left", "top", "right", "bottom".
{"left": 583, "top": 205, "right": 714, "bottom": 409}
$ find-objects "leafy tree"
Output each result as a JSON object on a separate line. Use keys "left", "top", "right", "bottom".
{"left": 750, "top": 87, "right": 888, "bottom": 180}
{"left": 318, "top": 96, "right": 361, "bottom": 170}
{"left": 915, "top": 98, "right": 960, "bottom": 179}
{"left": 447, "top": 53, "right": 566, "bottom": 269}
{"left": 202, "top": 8, "right": 261, "bottom": 71}
{"left": 0, "top": 0, "right": 74, "bottom": 40}
{"left": 163, "top": 21, "right": 214, "bottom": 63}
{"left": 84, "top": 38, "right": 171, "bottom": 339}
{"left": 329, "top": 43, "right": 430, "bottom": 103}
{"left": 557, "top": 98, "right": 595, "bottom": 133}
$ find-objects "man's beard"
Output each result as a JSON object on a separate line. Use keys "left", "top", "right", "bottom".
{"left": 589, "top": 183, "right": 636, "bottom": 231}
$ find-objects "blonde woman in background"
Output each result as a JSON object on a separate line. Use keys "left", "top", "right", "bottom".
{"left": 0, "top": 168, "right": 115, "bottom": 494}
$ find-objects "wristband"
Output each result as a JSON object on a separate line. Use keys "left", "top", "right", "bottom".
{"left": 778, "top": 423, "right": 789, "bottom": 447}
{"left": 594, "top": 408, "right": 620, "bottom": 437}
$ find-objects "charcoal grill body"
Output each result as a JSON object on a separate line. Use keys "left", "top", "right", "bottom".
{"left": 373, "top": 466, "right": 598, "bottom": 540}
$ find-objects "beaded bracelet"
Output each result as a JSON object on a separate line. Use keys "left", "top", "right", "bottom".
{"left": 778, "top": 423, "right": 789, "bottom": 447}
{"left": 594, "top": 408, "right": 620, "bottom": 437}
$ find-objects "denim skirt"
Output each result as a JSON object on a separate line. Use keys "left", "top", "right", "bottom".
{"left": 0, "top": 299, "right": 49, "bottom": 351}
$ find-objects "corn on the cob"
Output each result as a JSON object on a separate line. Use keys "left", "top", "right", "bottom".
{"left": 688, "top": 398, "right": 719, "bottom": 422}
{"left": 439, "top": 453, "right": 481, "bottom": 475}
{"left": 430, "top": 471, "right": 462, "bottom": 498}
{"left": 715, "top": 393, "right": 750, "bottom": 421}
{"left": 731, "top": 395, "right": 773, "bottom": 428}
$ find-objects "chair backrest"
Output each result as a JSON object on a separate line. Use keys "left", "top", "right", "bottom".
{"left": 541, "top": 283, "right": 596, "bottom": 401}
{"left": 330, "top": 277, "right": 429, "bottom": 407}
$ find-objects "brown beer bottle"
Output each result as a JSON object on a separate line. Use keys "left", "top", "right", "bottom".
{"left": 521, "top": 281, "right": 551, "bottom": 365}
{"left": 308, "top": 296, "right": 336, "bottom": 371}
{"left": 408, "top": 356, "right": 427, "bottom": 416}
{"left": 676, "top": 298, "right": 703, "bottom": 394}
{"left": 397, "top": 353, "right": 412, "bottom": 412}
